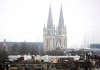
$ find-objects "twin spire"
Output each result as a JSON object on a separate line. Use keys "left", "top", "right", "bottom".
{"left": 47, "top": 5, "right": 53, "bottom": 29}
{"left": 46, "top": 5, "right": 64, "bottom": 29}
{"left": 58, "top": 5, "right": 64, "bottom": 29}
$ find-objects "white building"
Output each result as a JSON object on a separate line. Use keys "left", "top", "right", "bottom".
{"left": 43, "top": 5, "right": 67, "bottom": 52}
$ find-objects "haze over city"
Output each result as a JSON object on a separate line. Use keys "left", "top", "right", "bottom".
{"left": 0, "top": 0, "right": 100, "bottom": 48}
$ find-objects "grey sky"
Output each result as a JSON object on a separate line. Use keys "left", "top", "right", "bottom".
{"left": 0, "top": 0, "right": 100, "bottom": 48}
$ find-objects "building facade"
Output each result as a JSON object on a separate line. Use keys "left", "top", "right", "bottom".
{"left": 43, "top": 5, "right": 67, "bottom": 52}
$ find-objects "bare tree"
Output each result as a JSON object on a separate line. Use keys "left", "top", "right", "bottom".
{"left": 0, "top": 45, "right": 9, "bottom": 62}
{"left": 19, "top": 42, "right": 29, "bottom": 55}
{"left": 9, "top": 42, "right": 42, "bottom": 55}
{"left": 46, "top": 47, "right": 64, "bottom": 56}
{"left": 29, "top": 44, "right": 39, "bottom": 55}
{"left": 0, "top": 50, "right": 9, "bottom": 62}
{"left": 10, "top": 43, "right": 19, "bottom": 55}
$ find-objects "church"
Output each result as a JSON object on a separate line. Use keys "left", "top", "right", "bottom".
{"left": 43, "top": 5, "right": 67, "bottom": 52}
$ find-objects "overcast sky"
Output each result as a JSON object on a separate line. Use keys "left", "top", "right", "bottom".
{"left": 0, "top": 0, "right": 100, "bottom": 48}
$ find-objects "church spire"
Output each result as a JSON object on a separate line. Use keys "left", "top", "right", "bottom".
{"left": 47, "top": 5, "right": 53, "bottom": 29}
{"left": 58, "top": 5, "right": 64, "bottom": 29}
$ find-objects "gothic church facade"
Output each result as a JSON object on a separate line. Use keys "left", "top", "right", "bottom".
{"left": 43, "top": 5, "right": 67, "bottom": 52}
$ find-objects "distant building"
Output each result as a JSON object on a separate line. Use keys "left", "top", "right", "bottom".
{"left": 43, "top": 5, "right": 67, "bottom": 52}
{"left": 0, "top": 39, "right": 9, "bottom": 61}
{"left": 1, "top": 39, "right": 9, "bottom": 53}
{"left": 90, "top": 44, "right": 100, "bottom": 49}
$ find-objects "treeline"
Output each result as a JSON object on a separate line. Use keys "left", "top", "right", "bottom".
{"left": 45, "top": 47, "right": 65, "bottom": 56}
{"left": 8, "top": 42, "right": 43, "bottom": 55}
{"left": 0, "top": 42, "right": 44, "bottom": 62}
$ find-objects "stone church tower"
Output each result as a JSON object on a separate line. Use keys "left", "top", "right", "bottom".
{"left": 43, "top": 5, "right": 67, "bottom": 52}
